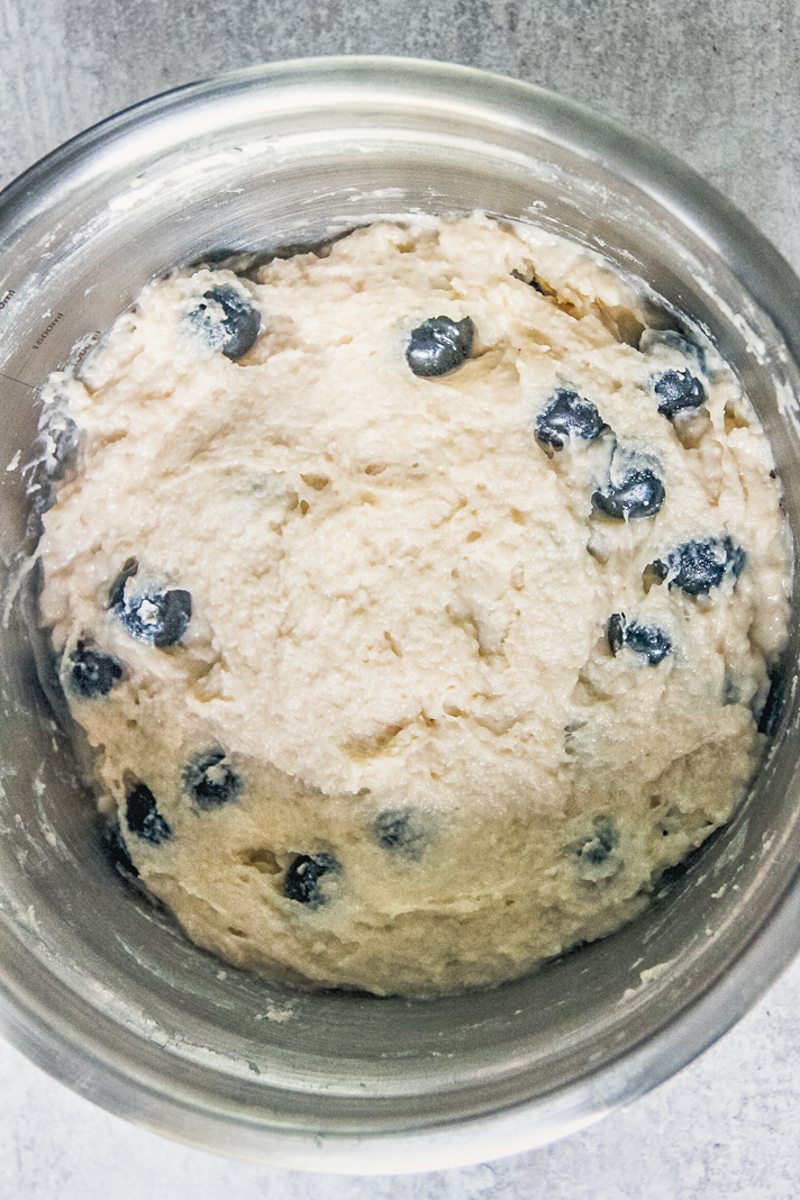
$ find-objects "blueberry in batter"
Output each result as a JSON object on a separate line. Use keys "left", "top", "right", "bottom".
{"left": 405, "top": 315, "right": 474, "bottom": 377}
{"left": 535, "top": 387, "right": 607, "bottom": 452}
{"left": 189, "top": 285, "right": 261, "bottom": 361}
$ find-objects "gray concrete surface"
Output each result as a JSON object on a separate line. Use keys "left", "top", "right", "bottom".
{"left": 1, "top": 1, "right": 799, "bottom": 1196}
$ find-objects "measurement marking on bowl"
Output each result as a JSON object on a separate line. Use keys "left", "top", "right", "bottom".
{"left": 32, "top": 312, "right": 64, "bottom": 350}
{"left": 71, "top": 330, "right": 102, "bottom": 368}
{"left": 0, "top": 289, "right": 15, "bottom": 312}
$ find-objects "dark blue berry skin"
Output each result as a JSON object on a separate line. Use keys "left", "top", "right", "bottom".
{"left": 102, "top": 821, "right": 140, "bottom": 879}
{"left": 126, "top": 783, "right": 172, "bottom": 845}
{"left": 183, "top": 748, "right": 242, "bottom": 810}
{"left": 535, "top": 387, "right": 607, "bottom": 451}
{"left": 511, "top": 269, "right": 545, "bottom": 293}
{"left": 115, "top": 587, "right": 192, "bottom": 648}
{"left": 606, "top": 612, "right": 626, "bottom": 656}
{"left": 579, "top": 820, "right": 618, "bottom": 866}
{"left": 607, "top": 613, "right": 671, "bottom": 665}
{"left": 592, "top": 468, "right": 665, "bottom": 520}
{"left": 405, "top": 316, "right": 474, "bottom": 377}
{"left": 67, "top": 640, "right": 124, "bottom": 697}
{"left": 652, "top": 536, "right": 746, "bottom": 596}
{"left": 283, "top": 853, "right": 339, "bottom": 907}
{"left": 28, "top": 462, "right": 56, "bottom": 516}
{"left": 189, "top": 286, "right": 261, "bottom": 360}
{"left": 652, "top": 369, "right": 707, "bottom": 420}
{"left": 575, "top": 818, "right": 622, "bottom": 882}
{"left": 42, "top": 417, "right": 80, "bottom": 480}
{"left": 624, "top": 621, "right": 672, "bottom": 665}
{"left": 374, "top": 809, "right": 427, "bottom": 859}
{"left": 725, "top": 538, "right": 746, "bottom": 578}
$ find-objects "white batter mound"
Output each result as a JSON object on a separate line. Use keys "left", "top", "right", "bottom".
{"left": 36, "top": 216, "right": 790, "bottom": 995}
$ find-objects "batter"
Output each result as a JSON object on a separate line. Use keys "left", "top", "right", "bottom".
{"left": 35, "top": 216, "right": 790, "bottom": 996}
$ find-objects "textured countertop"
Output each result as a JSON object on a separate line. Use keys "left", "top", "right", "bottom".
{"left": 1, "top": 1, "right": 799, "bottom": 1196}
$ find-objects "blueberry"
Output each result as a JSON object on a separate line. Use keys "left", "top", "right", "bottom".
{"left": 283, "top": 852, "right": 339, "bottom": 907}
{"left": 67, "top": 639, "right": 124, "bottom": 698}
{"left": 580, "top": 821, "right": 618, "bottom": 865}
{"left": 651, "top": 536, "right": 745, "bottom": 596}
{"left": 575, "top": 818, "right": 622, "bottom": 883}
{"left": 405, "top": 316, "right": 474, "bottom": 377}
{"left": 374, "top": 809, "right": 427, "bottom": 859}
{"left": 652, "top": 369, "right": 707, "bottom": 420}
{"left": 41, "top": 416, "right": 80, "bottom": 480}
{"left": 624, "top": 621, "right": 672, "bottom": 665}
{"left": 28, "top": 465, "right": 55, "bottom": 516}
{"left": 606, "top": 612, "right": 626, "bottom": 656}
{"left": 535, "top": 387, "right": 607, "bottom": 451}
{"left": 115, "top": 587, "right": 192, "bottom": 648}
{"left": 592, "top": 467, "right": 665, "bottom": 520}
{"left": 607, "top": 613, "right": 671, "bottom": 666}
{"left": 725, "top": 538, "right": 746, "bottom": 577}
{"left": 189, "top": 285, "right": 261, "bottom": 360}
{"left": 101, "top": 821, "right": 140, "bottom": 880}
{"left": 183, "top": 748, "right": 242, "bottom": 810}
{"left": 511, "top": 269, "right": 545, "bottom": 293}
{"left": 125, "top": 782, "right": 171, "bottom": 845}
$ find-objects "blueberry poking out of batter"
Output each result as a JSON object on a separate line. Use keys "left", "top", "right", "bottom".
{"left": 606, "top": 612, "right": 626, "bottom": 656}
{"left": 510, "top": 268, "right": 545, "bottom": 293}
{"left": 283, "top": 852, "right": 340, "bottom": 907}
{"left": 535, "top": 387, "right": 607, "bottom": 451}
{"left": 580, "top": 821, "right": 617, "bottom": 865}
{"left": 592, "top": 466, "right": 665, "bottom": 520}
{"left": 652, "top": 368, "right": 707, "bottom": 421}
{"left": 374, "top": 809, "right": 427, "bottom": 859}
{"left": 42, "top": 416, "right": 80, "bottom": 480}
{"left": 607, "top": 613, "right": 671, "bottom": 665}
{"left": 724, "top": 537, "right": 746, "bottom": 576}
{"left": 405, "top": 316, "right": 474, "bottom": 377}
{"left": 189, "top": 285, "right": 261, "bottom": 360}
{"left": 126, "top": 782, "right": 172, "bottom": 845}
{"left": 67, "top": 639, "right": 124, "bottom": 698}
{"left": 183, "top": 748, "right": 242, "bottom": 810}
{"left": 651, "top": 536, "right": 746, "bottom": 596}
{"left": 115, "top": 586, "right": 192, "bottom": 648}
{"left": 623, "top": 621, "right": 672, "bottom": 665}
{"left": 575, "top": 818, "right": 622, "bottom": 882}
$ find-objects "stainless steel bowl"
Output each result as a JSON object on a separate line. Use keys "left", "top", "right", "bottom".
{"left": 0, "top": 57, "right": 798, "bottom": 1174}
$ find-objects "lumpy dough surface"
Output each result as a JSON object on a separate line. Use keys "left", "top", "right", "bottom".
{"left": 37, "top": 216, "right": 790, "bottom": 996}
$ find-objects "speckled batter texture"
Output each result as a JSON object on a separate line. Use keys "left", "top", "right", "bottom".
{"left": 35, "top": 216, "right": 790, "bottom": 996}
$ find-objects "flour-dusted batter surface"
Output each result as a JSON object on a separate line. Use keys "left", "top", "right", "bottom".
{"left": 35, "top": 216, "right": 790, "bottom": 995}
